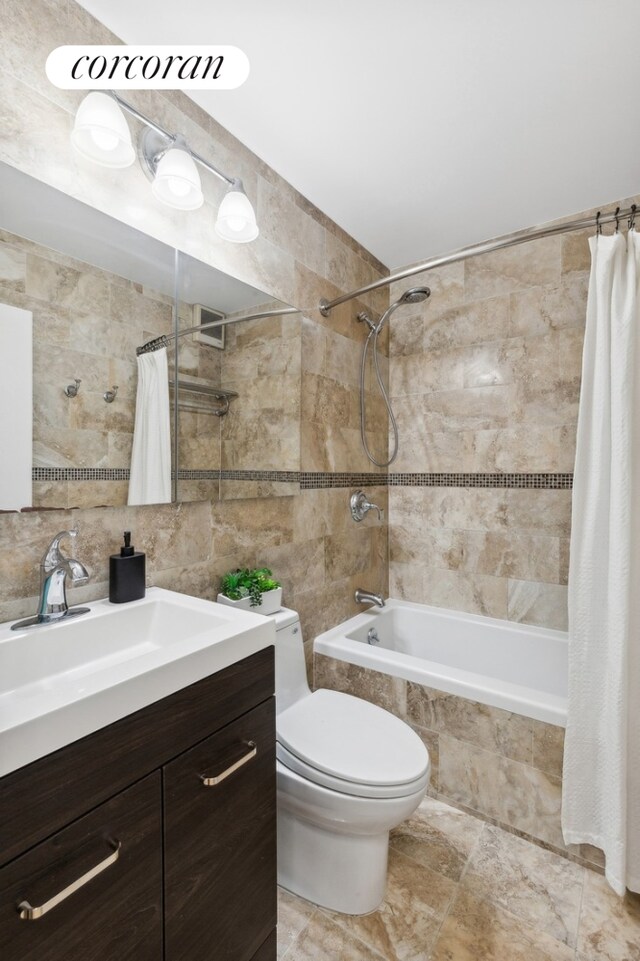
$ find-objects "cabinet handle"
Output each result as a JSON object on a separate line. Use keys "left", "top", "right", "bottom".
{"left": 17, "top": 839, "right": 121, "bottom": 921}
{"left": 200, "top": 741, "right": 257, "bottom": 787}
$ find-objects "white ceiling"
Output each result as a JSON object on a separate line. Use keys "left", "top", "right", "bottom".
{"left": 76, "top": 1, "right": 640, "bottom": 268}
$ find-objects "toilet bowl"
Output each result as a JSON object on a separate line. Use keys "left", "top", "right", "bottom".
{"left": 273, "top": 607, "right": 430, "bottom": 915}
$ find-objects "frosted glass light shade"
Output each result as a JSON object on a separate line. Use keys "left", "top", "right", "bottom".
{"left": 151, "top": 147, "right": 204, "bottom": 210}
{"left": 71, "top": 92, "right": 135, "bottom": 168}
{"left": 215, "top": 180, "right": 259, "bottom": 242}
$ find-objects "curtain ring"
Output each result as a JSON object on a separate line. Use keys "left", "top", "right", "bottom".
{"left": 596, "top": 211, "right": 602, "bottom": 235}
{"left": 614, "top": 206, "right": 621, "bottom": 232}
{"left": 629, "top": 204, "right": 637, "bottom": 232}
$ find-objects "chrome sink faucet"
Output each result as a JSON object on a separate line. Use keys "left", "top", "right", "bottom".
{"left": 11, "top": 530, "right": 90, "bottom": 631}
{"left": 354, "top": 588, "right": 385, "bottom": 609}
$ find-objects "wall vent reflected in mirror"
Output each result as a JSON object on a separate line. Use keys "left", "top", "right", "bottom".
{"left": 192, "top": 305, "right": 226, "bottom": 350}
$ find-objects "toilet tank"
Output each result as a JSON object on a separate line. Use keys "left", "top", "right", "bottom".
{"left": 273, "top": 607, "right": 311, "bottom": 713}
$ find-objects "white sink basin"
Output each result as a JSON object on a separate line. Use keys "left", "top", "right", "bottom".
{"left": 0, "top": 588, "right": 275, "bottom": 777}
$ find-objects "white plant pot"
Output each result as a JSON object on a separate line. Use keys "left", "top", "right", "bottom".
{"left": 217, "top": 587, "right": 282, "bottom": 615}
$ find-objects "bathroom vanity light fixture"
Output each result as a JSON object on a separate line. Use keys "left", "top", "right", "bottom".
{"left": 71, "top": 92, "right": 136, "bottom": 168}
{"left": 215, "top": 178, "right": 259, "bottom": 242}
{"left": 71, "top": 91, "right": 258, "bottom": 241}
{"left": 140, "top": 129, "right": 204, "bottom": 211}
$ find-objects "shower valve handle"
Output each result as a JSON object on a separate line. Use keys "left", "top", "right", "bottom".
{"left": 350, "top": 490, "right": 384, "bottom": 522}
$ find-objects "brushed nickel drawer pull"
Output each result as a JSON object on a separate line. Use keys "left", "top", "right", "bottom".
{"left": 200, "top": 741, "right": 257, "bottom": 787}
{"left": 17, "top": 839, "right": 121, "bottom": 921}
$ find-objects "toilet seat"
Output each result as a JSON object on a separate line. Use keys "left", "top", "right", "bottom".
{"left": 276, "top": 689, "right": 430, "bottom": 799}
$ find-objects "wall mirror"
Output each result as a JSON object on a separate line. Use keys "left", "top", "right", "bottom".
{"left": 0, "top": 162, "right": 300, "bottom": 511}
{"left": 175, "top": 251, "right": 301, "bottom": 502}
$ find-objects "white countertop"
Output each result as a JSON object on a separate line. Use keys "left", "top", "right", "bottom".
{"left": 0, "top": 588, "right": 275, "bottom": 778}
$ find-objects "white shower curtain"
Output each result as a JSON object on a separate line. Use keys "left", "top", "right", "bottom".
{"left": 562, "top": 229, "right": 640, "bottom": 895}
{"left": 128, "top": 347, "right": 172, "bottom": 505}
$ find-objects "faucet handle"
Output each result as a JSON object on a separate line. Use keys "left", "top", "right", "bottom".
{"left": 42, "top": 529, "right": 78, "bottom": 570}
{"left": 350, "top": 490, "right": 385, "bottom": 522}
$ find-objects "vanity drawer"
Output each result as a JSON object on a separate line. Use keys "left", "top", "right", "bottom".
{"left": 164, "top": 696, "right": 276, "bottom": 961}
{"left": 0, "top": 774, "right": 162, "bottom": 961}
{"left": 0, "top": 647, "right": 274, "bottom": 866}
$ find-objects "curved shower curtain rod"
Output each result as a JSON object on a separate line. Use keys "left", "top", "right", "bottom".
{"left": 319, "top": 202, "right": 638, "bottom": 316}
{"left": 136, "top": 305, "right": 298, "bottom": 355}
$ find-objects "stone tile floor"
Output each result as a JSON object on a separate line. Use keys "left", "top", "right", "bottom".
{"left": 277, "top": 797, "right": 640, "bottom": 961}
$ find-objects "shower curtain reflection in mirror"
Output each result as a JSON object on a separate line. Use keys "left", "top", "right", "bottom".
{"left": 128, "top": 346, "right": 172, "bottom": 505}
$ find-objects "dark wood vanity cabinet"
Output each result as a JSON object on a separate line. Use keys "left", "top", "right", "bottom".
{"left": 164, "top": 698, "right": 276, "bottom": 961}
{"left": 0, "top": 648, "right": 276, "bottom": 961}
{"left": 0, "top": 775, "right": 163, "bottom": 961}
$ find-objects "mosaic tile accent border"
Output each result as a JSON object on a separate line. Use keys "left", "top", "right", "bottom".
{"left": 32, "top": 468, "right": 301, "bottom": 482}
{"left": 33, "top": 467, "right": 130, "bottom": 481}
{"left": 388, "top": 472, "right": 574, "bottom": 489}
{"left": 33, "top": 468, "right": 574, "bottom": 490}
{"left": 178, "top": 470, "right": 221, "bottom": 480}
{"left": 300, "top": 471, "right": 386, "bottom": 489}
{"left": 300, "top": 472, "right": 573, "bottom": 490}
{"left": 220, "top": 469, "right": 300, "bottom": 482}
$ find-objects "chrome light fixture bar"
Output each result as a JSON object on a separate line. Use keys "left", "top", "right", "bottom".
{"left": 71, "top": 91, "right": 259, "bottom": 242}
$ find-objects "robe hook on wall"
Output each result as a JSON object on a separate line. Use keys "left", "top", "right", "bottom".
{"left": 629, "top": 204, "right": 637, "bottom": 231}
{"left": 103, "top": 385, "right": 119, "bottom": 404}
{"left": 614, "top": 207, "right": 621, "bottom": 232}
{"left": 596, "top": 212, "right": 602, "bottom": 235}
{"left": 64, "top": 378, "right": 81, "bottom": 398}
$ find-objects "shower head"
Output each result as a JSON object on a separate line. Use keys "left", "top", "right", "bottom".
{"left": 374, "top": 285, "right": 431, "bottom": 334}
{"left": 399, "top": 286, "right": 430, "bottom": 305}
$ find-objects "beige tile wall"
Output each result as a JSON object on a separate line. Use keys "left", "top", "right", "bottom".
{"left": 387, "top": 209, "right": 634, "bottom": 631}
{"left": 0, "top": 0, "right": 389, "bottom": 657}
{"left": 174, "top": 299, "right": 223, "bottom": 503}
{"left": 219, "top": 310, "right": 301, "bottom": 493}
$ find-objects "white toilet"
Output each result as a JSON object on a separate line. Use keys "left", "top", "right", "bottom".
{"left": 273, "top": 607, "right": 430, "bottom": 915}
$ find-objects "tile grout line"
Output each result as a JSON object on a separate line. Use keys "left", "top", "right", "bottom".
{"left": 573, "top": 865, "right": 588, "bottom": 960}
{"left": 425, "top": 821, "right": 490, "bottom": 959}
{"left": 456, "top": 819, "right": 588, "bottom": 955}
{"left": 313, "top": 904, "right": 388, "bottom": 961}
{"left": 281, "top": 897, "right": 389, "bottom": 961}
{"left": 277, "top": 900, "right": 318, "bottom": 960}
{"left": 430, "top": 789, "right": 603, "bottom": 874}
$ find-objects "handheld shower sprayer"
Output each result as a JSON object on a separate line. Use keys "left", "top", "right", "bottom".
{"left": 359, "top": 286, "right": 430, "bottom": 468}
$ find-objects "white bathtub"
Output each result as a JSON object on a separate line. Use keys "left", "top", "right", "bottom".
{"left": 314, "top": 599, "right": 568, "bottom": 727}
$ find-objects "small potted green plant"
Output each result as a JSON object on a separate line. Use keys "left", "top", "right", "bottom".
{"left": 217, "top": 567, "right": 282, "bottom": 614}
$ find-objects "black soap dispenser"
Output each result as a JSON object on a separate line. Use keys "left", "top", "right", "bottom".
{"left": 109, "top": 531, "right": 146, "bottom": 603}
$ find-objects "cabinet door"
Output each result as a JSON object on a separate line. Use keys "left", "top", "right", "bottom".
{"left": 251, "top": 931, "right": 277, "bottom": 961}
{"left": 164, "top": 697, "right": 276, "bottom": 961}
{"left": 0, "top": 774, "right": 162, "bottom": 961}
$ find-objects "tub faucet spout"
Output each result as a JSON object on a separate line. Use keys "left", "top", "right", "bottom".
{"left": 355, "top": 588, "right": 385, "bottom": 608}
